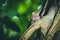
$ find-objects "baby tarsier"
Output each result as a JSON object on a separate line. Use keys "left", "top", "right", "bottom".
{"left": 20, "top": 0, "right": 60, "bottom": 40}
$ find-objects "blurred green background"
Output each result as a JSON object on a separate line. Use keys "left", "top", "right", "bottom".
{"left": 0, "top": 0, "right": 43, "bottom": 40}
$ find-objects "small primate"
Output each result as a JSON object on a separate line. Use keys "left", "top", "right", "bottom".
{"left": 30, "top": 0, "right": 60, "bottom": 25}
{"left": 31, "top": 0, "right": 56, "bottom": 23}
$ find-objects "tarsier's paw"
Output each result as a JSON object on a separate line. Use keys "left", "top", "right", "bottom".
{"left": 31, "top": 12, "right": 40, "bottom": 24}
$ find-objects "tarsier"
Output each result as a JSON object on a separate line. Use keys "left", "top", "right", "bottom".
{"left": 20, "top": 0, "right": 60, "bottom": 40}
{"left": 31, "top": 0, "right": 59, "bottom": 23}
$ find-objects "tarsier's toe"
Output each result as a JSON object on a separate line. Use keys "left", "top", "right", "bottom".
{"left": 31, "top": 12, "right": 40, "bottom": 23}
